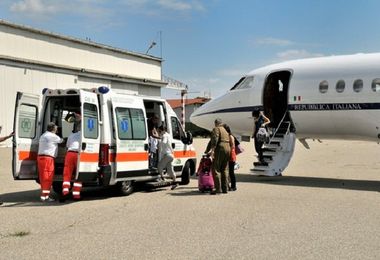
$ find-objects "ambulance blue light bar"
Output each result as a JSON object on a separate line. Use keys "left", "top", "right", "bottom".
{"left": 98, "top": 86, "right": 110, "bottom": 94}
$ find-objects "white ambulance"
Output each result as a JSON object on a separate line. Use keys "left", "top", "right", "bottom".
{"left": 13, "top": 86, "right": 196, "bottom": 195}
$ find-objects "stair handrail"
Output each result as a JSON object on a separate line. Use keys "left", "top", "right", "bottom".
{"left": 268, "top": 110, "right": 289, "bottom": 145}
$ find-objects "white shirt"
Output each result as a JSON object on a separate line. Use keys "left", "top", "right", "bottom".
{"left": 38, "top": 131, "right": 63, "bottom": 157}
{"left": 66, "top": 131, "right": 81, "bottom": 151}
{"left": 158, "top": 132, "right": 173, "bottom": 160}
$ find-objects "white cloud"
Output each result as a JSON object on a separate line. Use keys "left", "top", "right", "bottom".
{"left": 9, "top": 0, "right": 206, "bottom": 22}
{"left": 217, "top": 68, "right": 247, "bottom": 77}
{"left": 121, "top": 0, "right": 205, "bottom": 12}
{"left": 158, "top": 0, "right": 205, "bottom": 11}
{"left": 158, "top": 0, "right": 192, "bottom": 10}
{"left": 10, "top": 0, "right": 59, "bottom": 15}
{"left": 254, "top": 37, "right": 294, "bottom": 47}
{"left": 9, "top": 0, "right": 113, "bottom": 26}
{"left": 276, "top": 49, "right": 324, "bottom": 61}
{"left": 208, "top": 78, "right": 220, "bottom": 84}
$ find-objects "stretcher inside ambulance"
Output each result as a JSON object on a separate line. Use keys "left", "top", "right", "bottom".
{"left": 13, "top": 87, "right": 196, "bottom": 196}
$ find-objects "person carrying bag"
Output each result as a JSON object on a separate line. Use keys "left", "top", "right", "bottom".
{"left": 252, "top": 110, "right": 271, "bottom": 164}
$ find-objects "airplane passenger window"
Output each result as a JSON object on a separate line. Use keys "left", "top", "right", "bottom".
{"left": 235, "top": 76, "right": 254, "bottom": 90}
{"left": 319, "top": 80, "right": 328, "bottom": 93}
{"left": 336, "top": 80, "right": 345, "bottom": 93}
{"left": 371, "top": 78, "right": 380, "bottom": 92}
{"left": 353, "top": 79, "right": 363, "bottom": 93}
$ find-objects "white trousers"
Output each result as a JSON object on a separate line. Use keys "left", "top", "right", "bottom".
{"left": 158, "top": 154, "right": 175, "bottom": 181}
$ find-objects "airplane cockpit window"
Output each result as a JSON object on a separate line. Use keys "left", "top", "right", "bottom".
{"left": 232, "top": 76, "right": 254, "bottom": 90}
{"left": 336, "top": 80, "right": 345, "bottom": 93}
{"left": 319, "top": 80, "right": 328, "bottom": 93}
{"left": 353, "top": 79, "right": 363, "bottom": 93}
{"left": 371, "top": 78, "right": 380, "bottom": 92}
{"left": 230, "top": 77, "right": 245, "bottom": 90}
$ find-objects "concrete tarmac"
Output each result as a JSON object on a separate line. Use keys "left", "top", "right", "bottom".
{"left": 1, "top": 138, "right": 380, "bottom": 259}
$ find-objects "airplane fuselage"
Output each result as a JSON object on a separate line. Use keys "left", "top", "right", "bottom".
{"left": 191, "top": 53, "right": 380, "bottom": 142}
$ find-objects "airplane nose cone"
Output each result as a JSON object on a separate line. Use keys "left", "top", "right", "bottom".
{"left": 190, "top": 108, "right": 202, "bottom": 126}
{"left": 190, "top": 101, "right": 214, "bottom": 130}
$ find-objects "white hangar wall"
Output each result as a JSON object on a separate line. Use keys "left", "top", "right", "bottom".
{"left": 0, "top": 20, "right": 162, "bottom": 80}
{"left": 0, "top": 20, "right": 166, "bottom": 147}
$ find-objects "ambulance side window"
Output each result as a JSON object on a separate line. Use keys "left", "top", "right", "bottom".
{"left": 171, "top": 117, "right": 184, "bottom": 140}
{"left": 116, "top": 108, "right": 146, "bottom": 140}
{"left": 130, "top": 108, "right": 146, "bottom": 140}
{"left": 18, "top": 104, "right": 37, "bottom": 138}
{"left": 83, "top": 103, "right": 99, "bottom": 139}
{"left": 116, "top": 107, "right": 132, "bottom": 139}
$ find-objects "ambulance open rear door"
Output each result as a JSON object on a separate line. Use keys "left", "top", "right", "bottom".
{"left": 76, "top": 90, "right": 100, "bottom": 182}
{"left": 12, "top": 92, "right": 40, "bottom": 180}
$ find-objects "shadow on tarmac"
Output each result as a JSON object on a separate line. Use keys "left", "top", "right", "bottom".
{"left": 237, "top": 173, "right": 380, "bottom": 192}
{"left": 169, "top": 189, "right": 210, "bottom": 196}
{"left": 0, "top": 183, "right": 198, "bottom": 207}
{"left": 0, "top": 186, "right": 125, "bottom": 207}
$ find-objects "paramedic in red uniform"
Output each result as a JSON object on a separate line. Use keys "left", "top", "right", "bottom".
{"left": 37, "top": 122, "right": 63, "bottom": 202}
{"left": 62, "top": 112, "right": 82, "bottom": 201}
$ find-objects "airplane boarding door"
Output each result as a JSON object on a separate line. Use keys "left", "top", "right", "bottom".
{"left": 112, "top": 99, "right": 149, "bottom": 179}
{"left": 77, "top": 90, "right": 100, "bottom": 180}
{"left": 263, "top": 71, "right": 292, "bottom": 128}
{"left": 12, "top": 92, "right": 40, "bottom": 180}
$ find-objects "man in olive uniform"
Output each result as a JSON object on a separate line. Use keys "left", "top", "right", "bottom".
{"left": 205, "top": 118, "right": 231, "bottom": 194}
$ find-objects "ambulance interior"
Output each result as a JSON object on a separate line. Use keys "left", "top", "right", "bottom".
{"left": 144, "top": 100, "right": 166, "bottom": 129}
{"left": 42, "top": 95, "right": 81, "bottom": 176}
{"left": 143, "top": 100, "right": 187, "bottom": 142}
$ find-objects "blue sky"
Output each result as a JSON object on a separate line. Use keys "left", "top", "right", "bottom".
{"left": 1, "top": 0, "right": 380, "bottom": 98}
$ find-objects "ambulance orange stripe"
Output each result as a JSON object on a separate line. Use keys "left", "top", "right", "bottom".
{"left": 113, "top": 152, "right": 149, "bottom": 162}
{"left": 18, "top": 151, "right": 37, "bottom": 160}
{"left": 19, "top": 150, "right": 196, "bottom": 163}
{"left": 174, "top": 150, "right": 196, "bottom": 158}
{"left": 80, "top": 152, "right": 99, "bottom": 162}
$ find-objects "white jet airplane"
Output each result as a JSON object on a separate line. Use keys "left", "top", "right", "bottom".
{"left": 190, "top": 53, "right": 380, "bottom": 176}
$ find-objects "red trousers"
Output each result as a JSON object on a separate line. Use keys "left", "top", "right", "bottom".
{"left": 62, "top": 151, "right": 82, "bottom": 199}
{"left": 37, "top": 156, "right": 55, "bottom": 199}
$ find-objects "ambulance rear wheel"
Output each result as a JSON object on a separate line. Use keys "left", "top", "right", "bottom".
{"left": 180, "top": 161, "right": 191, "bottom": 185}
{"left": 118, "top": 181, "right": 134, "bottom": 196}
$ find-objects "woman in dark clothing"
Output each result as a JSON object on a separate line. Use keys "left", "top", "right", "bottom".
{"left": 252, "top": 110, "right": 270, "bottom": 164}
{"left": 223, "top": 124, "right": 237, "bottom": 191}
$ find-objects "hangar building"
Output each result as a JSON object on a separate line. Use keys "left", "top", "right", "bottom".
{"left": 0, "top": 20, "right": 166, "bottom": 146}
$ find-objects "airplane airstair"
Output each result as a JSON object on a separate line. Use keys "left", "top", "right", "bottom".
{"left": 250, "top": 117, "right": 296, "bottom": 177}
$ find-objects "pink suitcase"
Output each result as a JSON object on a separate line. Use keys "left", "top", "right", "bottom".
{"left": 197, "top": 155, "right": 214, "bottom": 192}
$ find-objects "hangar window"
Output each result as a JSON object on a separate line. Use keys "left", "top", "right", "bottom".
{"left": 336, "top": 80, "right": 345, "bottom": 93}
{"left": 353, "top": 79, "right": 363, "bottom": 93}
{"left": 234, "top": 76, "right": 254, "bottom": 90}
{"left": 319, "top": 80, "right": 328, "bottom": 93}
{"left": 371, "top": 78, "right": 380, "bottom": 92}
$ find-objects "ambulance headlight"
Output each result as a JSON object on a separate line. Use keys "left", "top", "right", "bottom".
{"left": 98, "top": 86, "right": 109, "bottom": 94}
